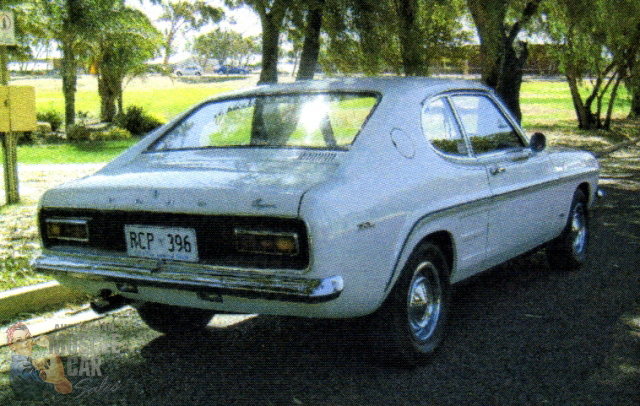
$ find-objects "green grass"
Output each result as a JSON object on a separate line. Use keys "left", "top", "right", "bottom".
{"left": 10, "top": 139, "right": 138, "bottom": 165}
{"left": 520, "top": 79, "right": 631, "bottom": 129}
{"left": 33, "top": 75, "right": 251, "bottom": 123}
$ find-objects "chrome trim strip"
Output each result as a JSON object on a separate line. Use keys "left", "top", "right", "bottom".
{"left": 32, "top": 254, "right": 343, "bottom": 304}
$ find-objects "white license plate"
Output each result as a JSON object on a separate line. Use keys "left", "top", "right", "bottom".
{"left": 125, "top": 225, "right": 199, "bottom": 262}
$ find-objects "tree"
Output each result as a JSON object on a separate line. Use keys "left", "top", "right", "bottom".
{"left": 541, "top": 0, "right": 640, "bottom": 129}
{"left": 466, "top": 0, "right": 542, "bottom": 123}
{"left": 35, "top": 0, "right": 105, "bottom": 126}
{"left": 321, "top": 0, "right": 468, "bottom": 77}
{"left": 192, "top": 29, "right": 259, "bottom": 68}
{"left": 295, "top": 0, "right": 325, "bottom": 80}
{"left": 158, "top": 0, "right": 223, "bottom": 66}
{"left": 193, "top": 28, "right": 237, "bottom": 68}
{"left": 238, "top": 0, "right": 291, "bottom": 84}
{"left": 93, "top": 7, "right": 162, "bottom": 122}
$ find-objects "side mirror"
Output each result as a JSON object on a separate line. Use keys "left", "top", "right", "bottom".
{"left": 530, "top": 132, "right": 546, "bottom": 153}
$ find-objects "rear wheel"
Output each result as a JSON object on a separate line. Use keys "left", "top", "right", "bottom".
{"left": 369, "top": 242, "right": 451, "bottom": 367}
{"left": 135, "top": 302, "right": 215, "bottom": 335}
{"left": 547, "top": 189, "right": 589, "bottom": 271}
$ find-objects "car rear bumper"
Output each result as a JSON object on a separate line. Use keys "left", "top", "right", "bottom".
{"left": 32, "top": 253, "right": 344, "bottom": 304}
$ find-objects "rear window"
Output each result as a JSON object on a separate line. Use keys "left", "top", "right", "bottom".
{"left": 149, "top": 93, "right": 378, "bottom": 152}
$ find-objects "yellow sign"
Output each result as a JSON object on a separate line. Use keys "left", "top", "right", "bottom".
{"left": 0, "top": 86, "right": 37, "bottom": 132}
{"left": 0, "top": 11, "right": 15, "bottom": 46}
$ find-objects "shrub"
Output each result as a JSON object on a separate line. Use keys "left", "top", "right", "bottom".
{"left": 114, "top": 106, "right": 165, "bottom": 136}
{"left": 36, "top": 109, "right": 63, "bottom": 132}
{"left": 95, "top": 127, "right": 132, "bottom": 141}
{"left": 66, "top": 125, "right": 92, "bottom": 142}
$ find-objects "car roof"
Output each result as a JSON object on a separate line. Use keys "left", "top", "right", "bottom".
{"left": 212, "top": 77, "right": 491, "bottom": 103}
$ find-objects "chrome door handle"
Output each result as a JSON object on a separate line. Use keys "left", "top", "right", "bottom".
{"left": 489, "top": 166, "right": 506, "bottom": 176}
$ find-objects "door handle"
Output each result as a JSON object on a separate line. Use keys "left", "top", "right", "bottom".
{"left": 489, "top": 166, "right": 506, "bottom": 176}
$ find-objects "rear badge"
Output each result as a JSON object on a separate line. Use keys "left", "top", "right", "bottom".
{"left": 251, "top": 198, "right": 276, "bottom": 210}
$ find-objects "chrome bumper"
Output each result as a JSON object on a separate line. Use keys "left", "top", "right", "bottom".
{"left": 32, "top": 254, "right": 344, "bottom": 304}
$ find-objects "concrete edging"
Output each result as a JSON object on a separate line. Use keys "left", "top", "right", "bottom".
{"left": 0, "top": 280, "right": 88, "bottom": 322}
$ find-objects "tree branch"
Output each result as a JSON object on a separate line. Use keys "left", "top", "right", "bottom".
{"left": 507, "top": 0, "right": 542, "bottom": 44}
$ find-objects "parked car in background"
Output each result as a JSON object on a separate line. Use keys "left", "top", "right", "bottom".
{"left": 215, "top": 65, "right": 250, "bottom": 75}
{"left": 174, "top": 65, "right": 202, "bottom": 76}
{"left": 33, "top": 78, "right": 600, "bottom": 366}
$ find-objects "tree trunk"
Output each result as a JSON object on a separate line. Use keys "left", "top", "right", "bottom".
{"left": 496, "top": 41, "right": 527, "bottom": 122}
{"left": 256, "top": 1, "right": 288, "bottom": 85}
{"left": 631, "top": 88, "right": 640, "bottom": 118}
{"left": 467, "top": 0, "right": 506, "bottom": 88}
{"left": 259, "top": 16, "right": 281, "bottom": 84}
{"left": 566, "top": 72, "right": 594, "bottom": 129}
{"left": 61, "top": 40, "right": 77, "bottom": 127}
{"left": 604, "top": 71, "right": 624, "bottom": 130}
{"left": 98, "top": 75, "right": 118, "bottom": 123}
{"left": 297, "top": 1, "right": 325, "bottom": 81}
{"left": 118, "top": 88, "right": 124, "bottom": 117}
{"left": 395, "top": 0, "right": 425, "bottom": 76}
{"left": 467, "top": 0, "right": 541, "bottom": 123}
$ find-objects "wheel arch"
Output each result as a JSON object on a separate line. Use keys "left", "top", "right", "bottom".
{"left": 385, "top": 228, "right": 456, "bottom": 297}
{"left": 577, "top": 182, "right": 591, "bottom": 208}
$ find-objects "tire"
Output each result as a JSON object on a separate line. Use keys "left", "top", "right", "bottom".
{"left": 175, "top": 72, "right": 182, "bottom": 76}
{"left": 368, "top": 242, "right": 451, "bottom": 367}
{"left": 135, "top": 302, "right": 216, "bottom": 335}
{"left": 547, "top": 189, "right": 589, "bottom": 271}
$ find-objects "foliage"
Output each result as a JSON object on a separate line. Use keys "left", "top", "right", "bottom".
{"left": 540, "top": 0, "right": 640, "bottom": 129}
{"left": 157, "top": 0, "right": 224, "bottom": 66}
{"left": 191, "top": 29, "right": 259, "bottom": 69}
{"left": 36, "top": 109, "right": 63, "bottom": 132}
{"left": 114, "top": 105, "right": 166, "bottom": 136}
{"left": 320, "top": 0, "right": 470, "bottom": 76}
{"left": 66, "top": 124, "right": 93, "bottom": 141}
{"left": 92, "top": 6, "right": 163, "bottom": 122}
{"left": 96, "top": 126, "right": 132, "bottom": 141}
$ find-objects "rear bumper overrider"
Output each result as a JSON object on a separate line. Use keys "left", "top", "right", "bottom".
{"left": 32, "top": 253, "right": 344, "bottom": 304}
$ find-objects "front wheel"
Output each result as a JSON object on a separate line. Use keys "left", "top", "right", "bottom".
{"left": 547, "top": 189, "right": 589, "bottom": 271}
{"left": 368, "top": 242, "right": 451, "bottom": 367}
{"left": 135, "top": 302, "right": 216, "bottom": 335}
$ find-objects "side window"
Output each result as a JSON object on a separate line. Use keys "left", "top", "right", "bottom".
{"left": 422, "top": 97, "right": 468, "bottom": 156}
{"left": 450, "top": 95, "right": 524, "bottom": 155}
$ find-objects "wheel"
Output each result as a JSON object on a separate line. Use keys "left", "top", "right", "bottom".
{"left": 368, "top": 242, "right": 451, "bottom": 367}
{"left": 195, "top": 71, "right": 202, "bottom": 76}
{"left": 547, "top": 189, "right": 589, "bottom": 271}
{"left": 135, "top": 302, "right": 215, "bottom": 335}
{"left": 175, "top": 71, "right": 182, "bottom": 76}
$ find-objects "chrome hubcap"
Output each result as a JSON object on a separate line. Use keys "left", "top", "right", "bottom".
{"left": 407, "top": 262, "right": 442, "bottom": 342}
{"left": 571, "top": 202, "right": 587, "bottom": 255}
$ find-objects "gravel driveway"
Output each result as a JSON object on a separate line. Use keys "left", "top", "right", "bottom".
{"left": 1, "top": 149, "right": 638, "bottom": 405}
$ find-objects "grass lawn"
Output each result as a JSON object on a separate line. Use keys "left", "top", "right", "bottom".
{"left": 13, "top": 74, "right": 258, "bottom": 123}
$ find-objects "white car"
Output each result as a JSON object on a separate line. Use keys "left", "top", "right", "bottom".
{"left": 33, "top": 78, "right": 599, "bottom": 365}
{"left": 174, "top": 65, "right": 202, "bottom": 76}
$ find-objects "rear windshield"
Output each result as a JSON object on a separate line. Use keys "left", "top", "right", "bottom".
{"left": 149, "top": 93, "right": 378, "bottom": 152}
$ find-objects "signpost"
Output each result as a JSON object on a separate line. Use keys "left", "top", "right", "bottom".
{"left": 1, "top": 10, "right": 20, "bottom": 205}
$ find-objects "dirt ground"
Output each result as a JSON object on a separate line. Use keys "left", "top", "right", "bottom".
{"left": 0, "top": 145, "right": 639, "bottom": 405}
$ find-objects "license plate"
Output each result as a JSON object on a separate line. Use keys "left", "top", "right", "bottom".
{"left": 125, "top": 225, "right": 199, "bottom": 262}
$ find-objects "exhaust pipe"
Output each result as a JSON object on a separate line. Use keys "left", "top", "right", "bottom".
{"left": 90, "top": 290, "right": 130, "bottom": 314}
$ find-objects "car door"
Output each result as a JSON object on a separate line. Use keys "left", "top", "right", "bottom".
{"left": 422, "top": 96, "right": 490, "bottom": 280}
{"left": 449, "top": 93, "right": 560, "bottom": 267}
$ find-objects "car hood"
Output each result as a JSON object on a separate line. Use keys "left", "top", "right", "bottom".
{"left": 40, "top": 152, "right": 341, "bottom": 217}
